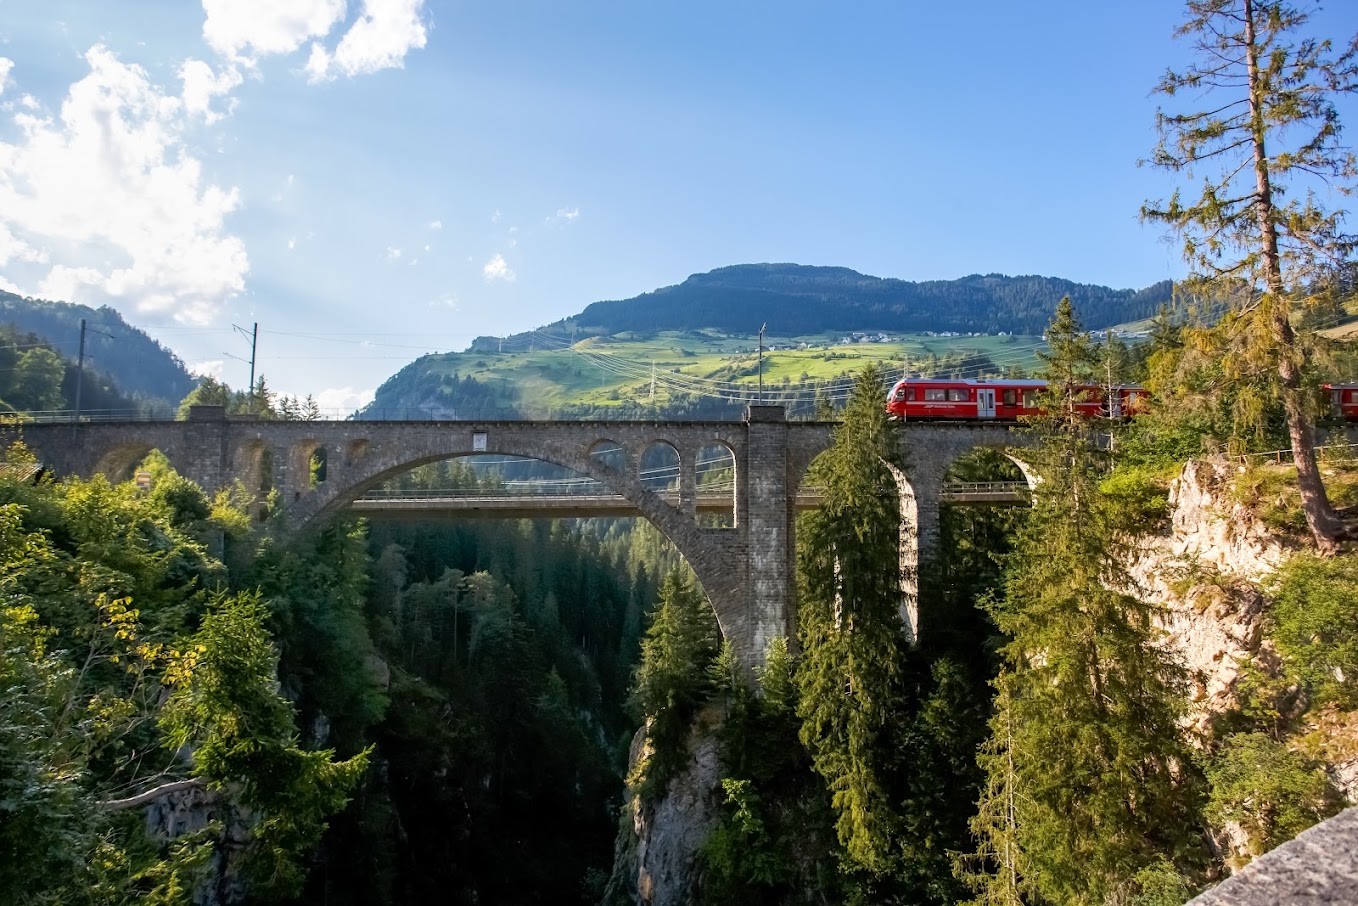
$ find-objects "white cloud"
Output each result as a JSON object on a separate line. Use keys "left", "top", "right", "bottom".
{"left": 385, "top": 246, "right": 402, "bottom": 260}
{"left": 482, "top": 253, "right": 515, "bottom": 282}
{"left": 305, "top": 0, "right": 427, "bottom": 82}
{"left": 202, "top": 0, "right": 347, "bottom": 59}
{"left": 189, "top": 359, "right": 225, "bottom": 378}
{"left": 490, "top": 209, "right": 501, "bottom": 223}
{"left": 179, "top": 58, "right": 242, "bottom": 123}
{"left": 287, "top": 236, "right": 297, "bottom": 250}
{"left": 315, "top": 385, "right": 374, "bottom": 412}
{"left": 0, "top": 47, "right": 248, "bottom": 324}
{"left": 546, "top": 207, "right": 580, "bottom": 226}
{"left": 0, "top": 58, "right": 13, "bottom": 96}
{"left": 428, "top": 219, "right": 441, "bottom": 229}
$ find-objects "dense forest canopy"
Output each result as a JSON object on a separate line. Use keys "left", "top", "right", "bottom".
{"left": 0, "top": 292, "right": 196, "bottom": 408}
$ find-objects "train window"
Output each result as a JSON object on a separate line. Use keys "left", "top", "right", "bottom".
{"left": 924, "top": 388, "right": 947, "bottom": 401}
{"left": 948, "top": 389, "right": 968, "bottom": 401}
{"left": 1003, "top": 389, "right": 1016, "bottom": 406}
{"left": 1022, "top": 391, "right": 1037, "bottom": 408}
{"left": 1349, "top": 391, "right": 1358, "bottom": 403}
{"left": 907, "top": 387, "right": 916, "bottom": 401}
{"left": 894, "top": 387, "right": 907, "bottom": 400}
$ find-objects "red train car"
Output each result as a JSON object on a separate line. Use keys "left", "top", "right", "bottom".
{"left": 1326, "top": 384, "right": 1358, "bottom": 422}
{"left": 884, "top": 378, "right": 1148, "bottom": 422}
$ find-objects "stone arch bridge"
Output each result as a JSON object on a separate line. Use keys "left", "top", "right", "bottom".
{"left": 18, "top": 405, "right": 1033, "bottom": 672}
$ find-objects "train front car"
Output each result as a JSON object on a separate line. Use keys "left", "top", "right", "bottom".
{"left": 1324, "top": 384, "right": 1358, "bottom": 422}
{"left": 886, "top": 378, "right": 1149, "bottom": 422}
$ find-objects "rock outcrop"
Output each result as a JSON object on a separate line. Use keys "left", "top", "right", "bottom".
{"left": 605, "top": 714, "right": 724, "bottom": 906}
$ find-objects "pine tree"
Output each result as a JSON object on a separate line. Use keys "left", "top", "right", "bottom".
{"left": 1142, "top": 0, "right": 1358, "bottom": 552}
{"left": 795, "top": 363, "right": 909, "bottom": 873}
{"left": 629, "top": 569, "right": 719, "bottom": 798}
{"left": 962, "top": 299, "right": 1202, "bottom": 905}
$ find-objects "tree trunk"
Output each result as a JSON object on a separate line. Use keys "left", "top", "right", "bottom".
{"left": 1245, "top": 0, "right": 1342, "bottom": 552}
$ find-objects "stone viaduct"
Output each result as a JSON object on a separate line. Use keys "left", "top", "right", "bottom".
{"left": 16, "top": 406, "right": 1033, "bottom": 672}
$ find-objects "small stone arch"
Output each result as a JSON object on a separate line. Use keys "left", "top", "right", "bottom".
{"left": 310, "top": 446, "right": 329, "bottom": 486}
{"left": 233, "top": 439, "right": 274, "bottom": 495}
{"left": 695, "top": 441, "right": 736, "bottom": 528}
{"left": 639, "top": 440, "right": 681, "bottom": 504}
{"left": 345, "top": 439, "right": 370, "bottom": 467}
{"left": 93, "top": 443, "right": 160, "bottom": 483}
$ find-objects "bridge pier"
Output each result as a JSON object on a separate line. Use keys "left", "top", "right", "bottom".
{"left": 739, "top": 405, "right": 798, "bottom": 669}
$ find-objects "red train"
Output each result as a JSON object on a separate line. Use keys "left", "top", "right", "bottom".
{"left": 1327, "top": 384, "right": 1358, "bottom": 422}
{"left": 884, "top": 378, "right": 1148, "bottom": 421}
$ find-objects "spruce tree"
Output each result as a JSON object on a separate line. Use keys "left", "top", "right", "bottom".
{"left": 630, "top": 569, "right": 719, "bottom": 798}
{"left": 1142, "top": 0, "right": 1358, "bottom": 551}
{"left": 795, "top": 363, "right": 909, "bottom": 873}
{"left": 961, "top": 299, "right": 1202, "bottom": 905}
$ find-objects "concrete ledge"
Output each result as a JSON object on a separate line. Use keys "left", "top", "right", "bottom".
{"left": 1188, "top": 807, "right": 1358, "bottom": 905}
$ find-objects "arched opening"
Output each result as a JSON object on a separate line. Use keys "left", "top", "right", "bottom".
{"left": 932, "top": 446, "right": 1031, "bottom": 649}
{"left": 794, "top": 446, "right": 917, "bottom": 645}
{"left": 310, "top": 447, "right": 328, "bottom": 487}
{"left": 331, "top": 450, "right": 724, "bottom": 900}
{"left": 696, "top": 442, "right": 736, "bottom": 528}
{"left": 234, "top": 439, "right": 275, "bottom": 497}
{"left": 93, "top": 443, "right": 158, "bottom": 483}
{"left": 639, "top": 441, "right": 680, "bottom": 504}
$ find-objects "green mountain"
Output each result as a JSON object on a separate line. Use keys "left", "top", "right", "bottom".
{"left": 366, "top": 265, "right": 1169, "bottom": 419}
{"left": 562, "top": 264, "right": 1172, "bottom": 337}
{"left": 0, "top": 292, "right": 197, "bottom": 409}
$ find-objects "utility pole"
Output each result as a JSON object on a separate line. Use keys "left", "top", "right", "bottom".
{"left": 73, "top": 318, "right": 113, "bottom": 432}
{"left": 758, "top": 322, "right": 766, "bottom": 404}
{"left": 230, "top": 322, "right": 258, "bottom": 413}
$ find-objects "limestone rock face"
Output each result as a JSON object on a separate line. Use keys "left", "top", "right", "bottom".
{"left": 605, "top": 716, "right": 724, "bottom": 906}
{"left": 1127, "top": 458, "right": 1295, "bottom": 727}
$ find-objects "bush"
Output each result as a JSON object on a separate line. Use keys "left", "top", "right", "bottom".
{"left": 1271, "top": 553, "right": 1358, "bottom": 708}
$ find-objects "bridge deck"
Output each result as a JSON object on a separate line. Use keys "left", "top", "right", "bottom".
{"left": 349, "top": 482, "right": 1028, "bottom": 519}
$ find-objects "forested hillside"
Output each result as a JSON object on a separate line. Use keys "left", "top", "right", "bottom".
{"left": 564, "top": 264, "right": 1172, "bottom": 337}
{"left": 0, "top": 323, "right": 161, "bottom": 416}
{"left": 0, "top": 292, "right": 196, "bottom": 407}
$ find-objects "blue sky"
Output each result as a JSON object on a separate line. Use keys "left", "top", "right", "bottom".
{"left": 0, "top": 1, "right": 1354, "bottom": 409}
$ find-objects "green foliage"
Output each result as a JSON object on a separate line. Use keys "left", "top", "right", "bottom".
{"left": 963, "top": 299, "right": 1203, "bottom": 905}
{"left": 630, "top": 570, "right": 720, "bottom": 799}
{"left": 1099, "top": 463, "right": 1176, "bottom": 532}
{"left": 1203, "top": 732, "right": 1339, "bottom": 863}
{"left": 1129, "top": 859, "right": 1197, "bottom": 906}
{"left": 796, "top": 363, "right": 909, "bottom": 874}
{"left": 1143, "top": 0, "right": 1356, "bottom": 549}
{"left": 1270, "top": 553, "right": 1358, "bottom": 708}
{"left": 0, "top": 450, "right": 370, "bottom": 905}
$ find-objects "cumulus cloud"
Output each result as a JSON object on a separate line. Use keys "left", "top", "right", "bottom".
{"left": 385, "top": 246, "right": 402, "bottom": 260}
{"left": 179, "top": 58, "right": 242, "bottom": 123}
{"left": 189, "top": 359, "right": 225, "bottom": 378}
{"left": 315, "top": 385, "right": 375, "bottom": 412}
{"left": 0, "top": 47, "right": 248, "bottom": 324}
{"left": 202, "top": 0, "right": 346, "bottom": 59}
{"left": 482, "top": 253, "right": 514, "bottom": 282}
{"left": 428, "top": 219, "right": 441, "bottom": 229}
{"left": 305, "top": 0, "right": 427, "bottom": 82}
{"left": 0, "top": 58, "right": 13, "bottom": 96}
